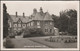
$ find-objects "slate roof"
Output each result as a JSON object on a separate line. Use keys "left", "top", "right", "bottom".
{"left": 10, "top": 8, "right": 53, "bottom": 23}
{"left": 31, "top": 12, "right": 53, "bottom": 21}
{"left": 44, "top": 12, "right": 53, "bottom": 20}
{"left": 10, "top": 15, "right": 29, "bottom": 23}
{"left": 32, "top": 12, "right": 44, "bottom": 20}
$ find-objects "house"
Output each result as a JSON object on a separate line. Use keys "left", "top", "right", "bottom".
{"left": 8, "top": 7, "right": 57, "bottom": 35}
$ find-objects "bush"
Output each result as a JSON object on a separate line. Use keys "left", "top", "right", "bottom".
{"left": 17, "top": 31, "right": 23, "bottom": 36}
{"left": 9, "top": 33, "right": 15, "bottom": 38}
{"left": 23, "top": 28, "right": 45, "bottom": 38}
{"left": 3, "top": 37, "right": 14, "bottom": 48}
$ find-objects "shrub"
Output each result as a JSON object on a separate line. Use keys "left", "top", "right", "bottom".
{"left": 9, "top": 33, "right": 15, "bottom": 38}
{"left": 23, "top": 28, "right": 45, "bottom": 38}
{"left": 3, "top": 37, "right": 14, "bottom": 48}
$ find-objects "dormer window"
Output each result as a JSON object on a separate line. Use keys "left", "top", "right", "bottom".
{"left": 18, "top": 20, "right": 21, "bottom": 23}
{"left": 18, "top": 18, "right": 22, "bottom": 23}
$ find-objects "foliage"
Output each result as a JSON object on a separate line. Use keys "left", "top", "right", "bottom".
{"left": 3, "top": 36, "right": 14, "bottom": 48}
{"left": 23, "top": 28, "right": 45, "bottom": 38}
{"left": 17, "top": 31, "right": 23, "bottom": 36}
{"left": 52, "top": 9, "right": 77, "bottom": 35}
{"left": 52, "top": 14, "right": 60, "bottom": 28}
{"left": 3, "top": 3, "right": 9, "bottom": 38}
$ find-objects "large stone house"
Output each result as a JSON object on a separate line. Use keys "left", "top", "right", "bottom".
{"left": 8, "top": 7, "right": 58, "bottom": 35}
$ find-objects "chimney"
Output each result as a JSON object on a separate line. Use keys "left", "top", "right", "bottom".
{"left": 16, "top": 12, "right": 18, "bottom": 17}
{"left": 23, "top": 12, "right": 25, "bottom": 17}
{"left": 33, "top": 8, "right": 37, "bottom": 14}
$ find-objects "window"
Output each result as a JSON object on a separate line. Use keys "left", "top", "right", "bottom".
{"left": 28, "top": 23, "right": 30, "bottom": 26}
{"left": 50, "top": 22, "right": 52, "bottom": 25}
{"left": 27, "top": 23, "right": 30, "bottom": 26}
{"left": 18, "top": 24, "right": 21, "bottom": 27}
{"left": 14, "top": 24, "right": 17, "bottom": 27}
{"left": 37, "top": 21, "right": 40, "bottom": 25}
{"left": 45, "top": 29, "right": 48, "bottom": 32}
{"left": 27, "top": 23, "right": 29, "bottom": 26}
{"left": 22, "top": 24, "right": 26, "bottom": 28}
{"left": 14, "top": 28, "right": 17, "bottom": 30}
{"left": 31, "top": 22, "right": 34, "bottom": 26}
{"left": 18, "top": 28, "right": 21, "bottom": 31}
{"left": 37, "top": 26, "right": 40, "bottom": 28}
{"left": 50, "top": 29, "right": 52, "bottom": 33}
{"left": 45, "top": 22, "right": 48, "bottom": 25}
{"left": 37, "top": 21, "right": 40, "bottom": 28}
{"left": 9, "top": 22, "right": 11, "bottom": 27}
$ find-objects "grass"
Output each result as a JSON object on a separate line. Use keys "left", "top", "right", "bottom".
{"left": 28, "top": 37, "right": 77, "bottom": 48}
{"left": 8, "top": 36, "right": 77, "bottom": 48}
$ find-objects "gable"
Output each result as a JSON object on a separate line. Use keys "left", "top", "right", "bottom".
{"left": 17, "top": 18, "right": 22, "bottom": 23}
{"left": 44, "top": 12, "right": 53, "bottom": 21}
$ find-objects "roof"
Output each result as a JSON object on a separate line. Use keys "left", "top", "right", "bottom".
{"left": 10, "top": 15, "right": 29, "bottom": 23}
{"left": 32, "top": 12, "right": 44, "bottom": 20}
{"left": 44, "top": 12, "right": 53, "bottom": 20}
{"left": 31, "top": 12, "right": 53, "bottom": 21}
{"left": 10, "top": 8, "right": 53, "bottom": 23}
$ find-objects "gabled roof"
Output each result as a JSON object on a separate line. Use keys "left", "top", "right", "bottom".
{"left": 10, "top": 15, "right": 19, "bottom": 22}
{"left": 10, "top": 8, "right": 53, "bottom": 23}
{"left": 10, "top": 15, "right": 29, "bottom": 23}
{"left": 32, "top": 12, "right": 44, "bottom": 20}
{"left": 44, "top": 12, "right": 53, "bottom": 21}
{"left": 31, "top": 12, "right": 53, "bottom": 21}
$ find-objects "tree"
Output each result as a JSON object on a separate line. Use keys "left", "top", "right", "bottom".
{"left": 59, "top": 9, "right": 77, "bottom": 35}
{"left": 52, "top": 14, "right": 60, "bottom": 28}
{"left": 67, "top": 9, "right": 77, "bottom": 35}
{"left": 3, "top": 3, "right": 9, "bottom": 38}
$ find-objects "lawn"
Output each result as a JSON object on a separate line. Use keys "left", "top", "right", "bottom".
{"left": 28, "top": 36, "right": 77, "bottom": 48}
{"left": 10, "top": 36, "right": 77, "bottom": 48}
{"left": 11, "top": 38, "right": 48, "bottom": 48}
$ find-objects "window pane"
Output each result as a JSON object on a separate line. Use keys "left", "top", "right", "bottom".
{"left": 29, "top": 23, "right": 30, "bottom": 26}
{"left": 31, "top": 22, "right": 34, "bottom": 26}
{"left": 45, "top": 21, "right": 48, "bottom": 25}
{"left": 37, "top": 25, "right": 40, "bottom": 28}
{"left": 50, "top": 29, "right": 52, "bottom": 33}
{"left": 50, "top": 22, "right": 52, "bottom": 25}
{"left": 22, "top": 24, "right": 26, "bottom": 28}
{"left": 45, "top": 29, "right": 48, "bottom": 32}
{"left": 18, "top": 24, "right": 21, "bottom": 27}
{"left": 14, "top": 24, "right": 17, "bottom": 27}
{"left": 37, "top": 21, "right": 40, "bottom": 25}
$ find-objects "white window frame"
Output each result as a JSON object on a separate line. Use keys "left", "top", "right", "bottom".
{"left": 50, "top": 22, "right": 53, "bottom": 25}
{"left": 14, "top": 24, "right": 17, "bottom": 27}
{"left": 45, "top": 28, "right": 48, "bottom": 32}
{"left": 18, "top": 23, "right": 21, "bottom": 27}
{"left": 37, "top": 21, "right": 40, "bottom": 25}
{"left": 31, "top": 22, "right": 34, "bottom": 26}
{"left": 22, "top": 24, "right": 26, "bottom": 28}
{"left": 37, "top": 25, "right": 40, "bottom": 28}
{"left": 50, "top": 29, "right": 52, "bottom": 33}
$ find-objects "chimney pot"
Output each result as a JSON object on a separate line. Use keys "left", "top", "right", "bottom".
{"left": 16, "top": 12, "right": 18, "bottom": 17}
{"left": 23, "top": 12, "right": 25, "bottom": 17}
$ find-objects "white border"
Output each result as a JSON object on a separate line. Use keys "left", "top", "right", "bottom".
{"left": 1, "top": 1, "right": 79, "bottom": 50}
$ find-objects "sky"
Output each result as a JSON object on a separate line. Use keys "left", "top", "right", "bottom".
{"left": 1, "top": 1, "right": 79, "bottom": 16}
